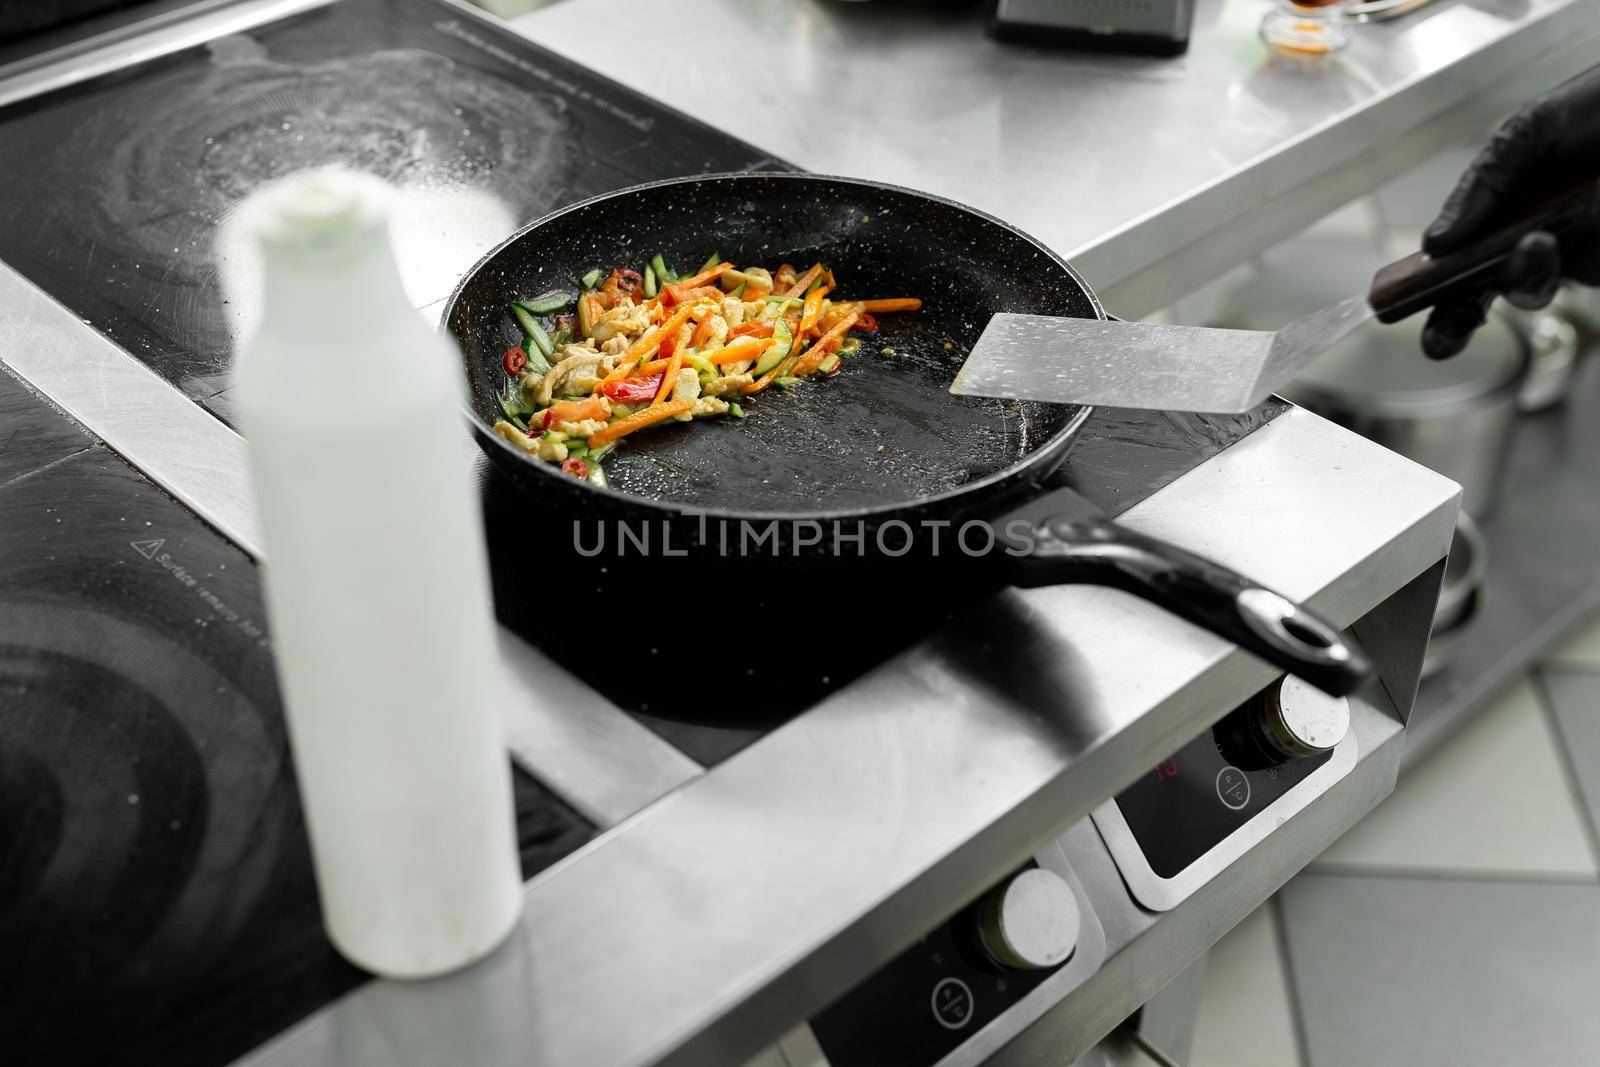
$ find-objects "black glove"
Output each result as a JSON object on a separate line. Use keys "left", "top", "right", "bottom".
{"left": 1420, "top": 66, "right": 1600, "bottom": 359}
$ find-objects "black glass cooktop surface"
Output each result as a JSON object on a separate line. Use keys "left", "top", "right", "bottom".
{"left": 0, "top": 307, "right": 592, "bottom": 1067}
{"left": 0, "top": 0, "right": 778, "bottom": 423}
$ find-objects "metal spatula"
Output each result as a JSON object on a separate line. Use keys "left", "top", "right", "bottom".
{"left": 952, "top": 177, "right": 1598, "bottom": 413}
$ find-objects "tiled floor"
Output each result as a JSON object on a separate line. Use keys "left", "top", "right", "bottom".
{"left": 1189, "top": 611, "right": 1600, "bottom": 1067}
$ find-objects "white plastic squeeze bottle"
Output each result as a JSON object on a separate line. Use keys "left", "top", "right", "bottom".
{"left": 232, "top": 168, "right": 522, "bottom": 979}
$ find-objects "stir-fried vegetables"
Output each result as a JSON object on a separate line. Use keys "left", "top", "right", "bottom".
{"left": 489, "top": 254, "right": 922, "bottom": 483}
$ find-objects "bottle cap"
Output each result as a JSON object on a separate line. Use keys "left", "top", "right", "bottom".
{"left": 244, "top": 167, "right": 390, "bottom": 252}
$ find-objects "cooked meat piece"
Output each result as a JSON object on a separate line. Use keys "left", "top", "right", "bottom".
{"left": 530, "top": 346, "right": 602, "bottom": 406}
{"left": 704, "top": 374, "right": 753, "bottom": 396}
{"left": 590, "top": 300, "right": 650, "bottom": 343}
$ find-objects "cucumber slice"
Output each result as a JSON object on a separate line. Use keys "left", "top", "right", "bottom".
{"left": 774, "top": 376, "right": 802, "bottom": 389}
{"left": 494, "top": 389, "right": 527, "bottom": 430}
{"left": 650, "top": 253, "right": 677, "bottom": 284}
{"left": 643, "top": 263, "right": 658, "bottom": 298}
{"left": 581, "top": 268, "right": 603, "bottom": 289}
{"left": 754, "top": 319, "right": 794, "bottom": 375}
{"left": 727, "top": 402, "right": 746, "bottom": 419}
{"left": 518, "top": 311, "right": 555, "bottom": 359}
{"left": 522, "top": 290, "right": 572, "bottom": 314}
{"left": 522, "top": 345, "right": 553, "bottom": 375}
{"left": 587, "top": 462, "right": 609, "bottom": 488}
{"left": 509, "top": 302, "right": 541, "bottom": 336}
{"left": 698, "top": 251, "right": 720, "bottom": 273}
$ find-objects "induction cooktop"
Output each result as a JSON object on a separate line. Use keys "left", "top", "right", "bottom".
{"left": 0, "top": 0, "right": 780, "bottom": 425}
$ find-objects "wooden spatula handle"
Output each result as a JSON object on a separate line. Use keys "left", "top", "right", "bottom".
{"left": 1368, "top": 175, "right": 1599, "bottom": 324}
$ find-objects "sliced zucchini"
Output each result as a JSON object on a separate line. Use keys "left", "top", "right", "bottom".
{"left": 754, "top": 319, "right": 794, "bottom": 376}
{"left": 522, "top": 343, "right": 553, "bottom": 376}
{"left": 522, "top": 290, "right": 572, "bottom": 314}
{"left": 509, "top": 302, "right": 542, "bottom": 337}
{"left": 494, "top": 389, "right": 527, "bottom": 430}
{"left": 518, "top": 312, "right": 555, "bottom": 359}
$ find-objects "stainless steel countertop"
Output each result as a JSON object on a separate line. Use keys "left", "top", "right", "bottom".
{"left": 236, "top": 407, "right": 1459, "bottom": 1067}
{"left": 513, "top": 0, "right": 1600, "bottom": 315}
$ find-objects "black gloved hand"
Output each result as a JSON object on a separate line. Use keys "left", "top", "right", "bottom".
{"left": 1420, "top": 66, "right": 1600, "bottom": 359}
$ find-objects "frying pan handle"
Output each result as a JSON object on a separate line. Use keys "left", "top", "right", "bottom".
{"left": 1369, "top": 174, "right": 1600, "bottom": 324}
{"left": 1006, "top": 517, "right": 1371, "bottom": 696}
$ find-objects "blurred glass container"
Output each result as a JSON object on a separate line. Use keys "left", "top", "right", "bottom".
{"left": 1261, "top": 0, "right": 1351, "bottom": 56}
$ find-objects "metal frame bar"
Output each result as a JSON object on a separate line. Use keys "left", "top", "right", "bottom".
{"left": 0, "top": 0, "right": 335, "bottom": 109}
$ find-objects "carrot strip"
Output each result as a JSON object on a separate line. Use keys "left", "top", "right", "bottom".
{"left": 688, "top": 315, "right": 716, "bottom": 350}
{"left": 654, "top": 348, "right": 685, "bottom": 404}
{"left": 679, "top": 261, "right": 734, "bottom": 290}
{"left": 543, "top": 395, "right": 609, "bottom": 425}
{"left": 782, "top": 263, "right": 824, "bottom": 299}
{"left": 730, "top": 320, "right": 776, "bottom": 339}
{"left": 740, "top": 316, "right": 802, "bottom": 395}
{"left": 706, "top": 337, "right": 772, "bottom": 365}
{"left": 859, "top": 298, "right": 921, "bottom": 314}
{"left": 605, "top": 303, "right": 694, "bottom": 383}
{"left": 588, "top": 398, "right": 696, "bottom": 449}
{"left": 793, "top": 310, "right": 859, "bottom": 377}
{"left": 796, "top": 285, "right": 830, "bottom": 342}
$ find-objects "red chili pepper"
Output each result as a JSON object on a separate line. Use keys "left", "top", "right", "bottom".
{"left": 541, "top": 409, "right": 558, "bottom": 431}
{"left": 503, "top": 346, "right": 527, "bottom": 374}
{"left": 561, "top": 458, "right": 589, "bottom": 480}
{"left": 600, "top": 373, "right": 665, "bottom": 403}
{"left": 854, "top": 312, "right": 879, "bottom": 332}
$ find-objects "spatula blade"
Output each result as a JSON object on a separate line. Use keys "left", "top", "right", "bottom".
{"left": 1254, "top": 293, "right": 1376, "bottom": 399}
{"left": 952, "top": 295, "right": 1376, "bottom": 414}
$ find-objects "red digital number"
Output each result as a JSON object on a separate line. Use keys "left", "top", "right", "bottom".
{"left": 1155, "top": 758, "right": 1179, "bottom": 781}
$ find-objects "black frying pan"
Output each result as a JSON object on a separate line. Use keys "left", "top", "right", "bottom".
{"left": 446, "top": 173, "right": 1369, "bottom": 695}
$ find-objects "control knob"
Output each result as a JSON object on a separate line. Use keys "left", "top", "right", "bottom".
{"left": 1261, "top": 675, "right": 1350, "bottom": 758}
{"left": 976, "top": 868, "right": 1080, "bottom": 971}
